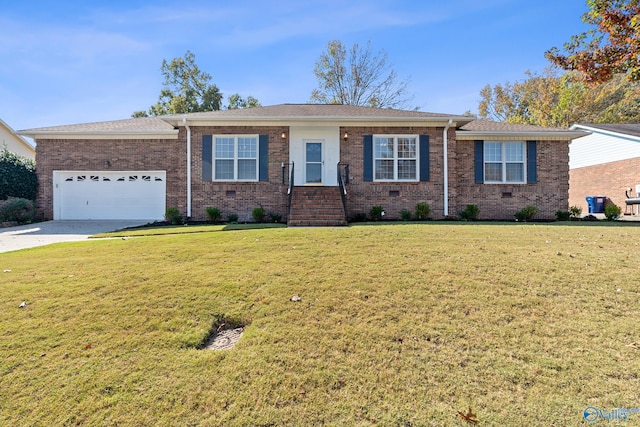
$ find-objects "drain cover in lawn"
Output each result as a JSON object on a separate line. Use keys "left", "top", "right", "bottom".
{"left": 205, "top": 327, "right": 244, "bottom": 350}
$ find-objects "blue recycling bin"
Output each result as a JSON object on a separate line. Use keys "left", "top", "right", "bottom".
{"left": 586, "top": 196, "right": 606, "bottom": 214}
{"left": 586, "top": 196, "right": 595, "bottom": 214}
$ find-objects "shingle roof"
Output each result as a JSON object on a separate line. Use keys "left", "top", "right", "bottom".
{"left": 168, "top": 103, "right": 467, "bottom": 120}
{"left": 19, "top": 116, "right": 175, "bottom": 134}
{"left": 573, "top": 123, "right": 640, "bottom": 138}
{"left": 461, "top": 120, "right": 568, "bottom": 132}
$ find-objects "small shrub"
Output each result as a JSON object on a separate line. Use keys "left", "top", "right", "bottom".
{"left": 514, "top": 205, "right": 538, "bottom": 222}
{"left": 252, "top": 206, "right": 266, "bottom": 223}
{"left": 227, "top": 213, "right": 239, "bottom": 223}
{"left": 370, "top": 205, "right": 385, "bottom": 221}
{"left": 0, "top": 197, "right": 35, "bottom": 224}
{"left": 459, "top": 204, "right": 480, "bottom": 221}
{"left": 351, "top": 212, "right": 367, "bottom": 222}
{"left": 401, "top": 209, "right": 412, "bottom": 221}
{"left": 604, "top": 204, "right": 621, "bottom": 221}
{"left": 205, "top": 207, "right": 221, "bottom": 223}
{"left": 415, "top": 203, "right": 431, "bottom": 220}
{"left": 569, "top": 205, "right": 582, "bottom": 220}
{"left": 165, "top": 207, "right": 183, "bottom": 225}
{"left": 555, "top": 210, "right": 571, "bottom": 221}
{"left": 268, "top": 212, "right": 282, "bottom": 223}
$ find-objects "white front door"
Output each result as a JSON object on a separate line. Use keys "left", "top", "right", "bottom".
{"left": 290, "top": 126, "right": 339, "bottom": 186}
{"left": 305, "top": 141, "right": 323, "bottom": 184}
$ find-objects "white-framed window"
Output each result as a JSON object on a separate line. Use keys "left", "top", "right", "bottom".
{"left": 484, "top": 141, "right": 526, "bottom": 184}
{"left": 374, "top": 135, "right": 419, "bottom": 181}
{"left": 213, "top": 135, "right": 258, "bottom": 181}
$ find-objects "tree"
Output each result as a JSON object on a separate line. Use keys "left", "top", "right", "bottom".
{"left": 545, "top": 0, "right": 640, "bottom": 83}
{"left": 478, "top": 68, "right": 640, "bottom": 127}
{"left": 0, "top": 146, "right": 37, "bottom": 201}
{"left": 309, "top": 40, "right": 413, "bottom": 109}
{"left": 132, "top": 51, "right": 261, "bottom": 117}
{"left": 226, "top": 93, "right": 262, "bottom": 110}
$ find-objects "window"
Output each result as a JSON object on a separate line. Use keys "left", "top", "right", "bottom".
{"left": 484, "top": 141, "right": 525, "bottom": 183}
{"left": 213, "top": 135, "right": 258, "bottom": 181}
{"left": 374, "top": 135, "right": 418, "bottom": 181}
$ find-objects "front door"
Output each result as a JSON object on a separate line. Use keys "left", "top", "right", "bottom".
{"left": 305, "top": 141, "right": 323, "bottom": 184}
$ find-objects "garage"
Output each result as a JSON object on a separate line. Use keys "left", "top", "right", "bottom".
{"left": 53, "top": 171, "right": 166, "bottom": 220}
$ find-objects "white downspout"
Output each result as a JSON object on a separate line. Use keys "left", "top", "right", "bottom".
{"left": 443, "top": 119, "right": 453, "bottom": 217}
{"left": 183, "top": 118, "right": 192, "bottom": 219}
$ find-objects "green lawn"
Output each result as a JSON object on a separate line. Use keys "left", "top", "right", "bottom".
{"left": 1, "top": 223, "right": 640, "bottom": 426}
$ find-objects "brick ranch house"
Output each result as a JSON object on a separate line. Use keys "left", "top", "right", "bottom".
{"left": 569, "top": 123, "right": 640, "bottom": 216}
{"left": 19, "top": 104, "right": 585, "bottom": 225}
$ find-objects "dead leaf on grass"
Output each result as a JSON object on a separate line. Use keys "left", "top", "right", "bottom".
{"left": 626, "top": 343, "right": 638, "bottom": 349}
{"left": 458, "top": 407, "right": 478, "bottom": 424}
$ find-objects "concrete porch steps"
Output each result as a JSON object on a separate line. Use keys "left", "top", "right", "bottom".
{"left": 288, "top": 186, "right": 348, "bottom": 227}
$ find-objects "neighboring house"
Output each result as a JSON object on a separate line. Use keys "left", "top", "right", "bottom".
{"left": 18, "top": 104, "right": 583, "bottom": 224}
{"left": 1, "top": 118, "right": 35, "bottom": 160}
{"left": 569, "top": 123, "right": 640, "bottom": 214}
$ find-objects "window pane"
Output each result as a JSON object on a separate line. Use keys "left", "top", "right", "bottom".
{"left": 306, "top": 164, "right": 322, "bottom": 183}
{"left": 505, "top": 142, "right": 524, "bottom": 162}
{"left": 238, "top": 137, "right": 256, "bottom": 159}
{"left": 506, "top": 163, "right": 524, "bottom": 182}
{"left": 215, "top": 137, "right": 234, "bottom": 158}
{"left": 375, "top": 137, "right": 393, "bottom": 159}
{"left": 375, "top": 159, "right": 394, "bottom": 180}
{"left": 238, "top": 159, "right": 256, "bottom": 180}
{"left": 484, "top": 142, "right": 502, "bottom": 162}
{"left": 397, "top": 137, "right": 416, "bottom": 159}
{"left": 398, "top": 160, "right": 416, "bottom": 180}
{"left": 215, "top": 159, "right": 234, "bottom": 180}
{"left": 485, "top": 163, "right": 502, "bottom": 181}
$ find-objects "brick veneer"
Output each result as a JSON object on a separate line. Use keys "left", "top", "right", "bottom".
{"left": 35, "top": 138, "right": 185, "bottom": 220}
{"left": 188, "top": 126, "right": 289, "bottom": 222}
{"left": 35, "top": 126, "right": 571, "bottom": 222}
{"left": 569, "top": 157, "right": 640, "bottom": 214}
{"left": 453, "top": 140, "right": 569, "bottom": 220}
{"left": 339, "top": 126, "right": 446, "bottom": 219}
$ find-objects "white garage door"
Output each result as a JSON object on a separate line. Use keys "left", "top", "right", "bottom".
{"left": 53, "top": 171, "right": 166, "bottom": 220}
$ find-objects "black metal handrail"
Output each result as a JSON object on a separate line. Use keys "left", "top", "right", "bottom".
{"left": 337, "top": 162, "right": 348, "bottom": 215}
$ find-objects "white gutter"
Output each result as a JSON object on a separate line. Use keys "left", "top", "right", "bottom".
{"left": 443, "top": 119, "right": 452, "bottom": 217}
{"left": 183, "top": 118, "right": 192, "bottom": 218}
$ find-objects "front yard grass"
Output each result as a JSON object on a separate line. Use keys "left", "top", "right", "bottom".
{"left": 1, "top": 223, "right": 640, "bottom": 425}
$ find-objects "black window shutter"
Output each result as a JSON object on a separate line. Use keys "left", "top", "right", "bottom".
{"left": 474, "top": 140, "right": 484, "bottom": 183}
{"left": 259, "top": 134, "right": 269, "bottom": 182}
{"left": 363, "top": 135, "right": 373, "bottom": 182}
{"left": 419, "top": 135, "right": 430, "bottom": 181}
{"left": 202, "top": 135, "right": 212, "bottom": 181}
{"left": 527, "top": 140, "right": 537, "bottom": 183}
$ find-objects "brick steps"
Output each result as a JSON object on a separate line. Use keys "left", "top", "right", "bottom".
{"left": 288, "top": 186, "right": 347, "bottom": 227}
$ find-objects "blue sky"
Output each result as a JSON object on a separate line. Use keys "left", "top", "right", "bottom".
{"left": 1, "top": 0, "right": 590, "bottom": 131}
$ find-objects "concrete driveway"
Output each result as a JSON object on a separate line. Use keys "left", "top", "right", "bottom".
{"left": 0, "top": 220, "right": 151, "bottom": 253}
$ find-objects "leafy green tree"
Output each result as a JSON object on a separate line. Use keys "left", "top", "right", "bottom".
{"left": 479, "top": 69, "right": 640, "bottom": 127}
{"left": 310, "top": 40, "right": 413, "bottom": 109}
{"left": 0, "top": 147, "right": 37, "bottom": 200}
{"left": 226, "top": 93, "right": 262, "bottom": 109}
{"left": 132, "top": 51, "right": 262, "bottom": 117}
{"left": 546, "top": 0, "right": 640, "bottom": 83}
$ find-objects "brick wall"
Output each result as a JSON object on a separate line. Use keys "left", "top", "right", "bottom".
{"left": 35, "top": 138, "right": 184, "bottom": 220}
{"left": 452, "top": 140, "right": 569, "bottom": 220}
{"left": 188, "top": 126, "right": 289, "bottom": 222}
{"left": 569, "top": 157, "right": 640, "bottom": 214}
{"left": 339, "top": 126, "right": 445, "bottom": 220}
